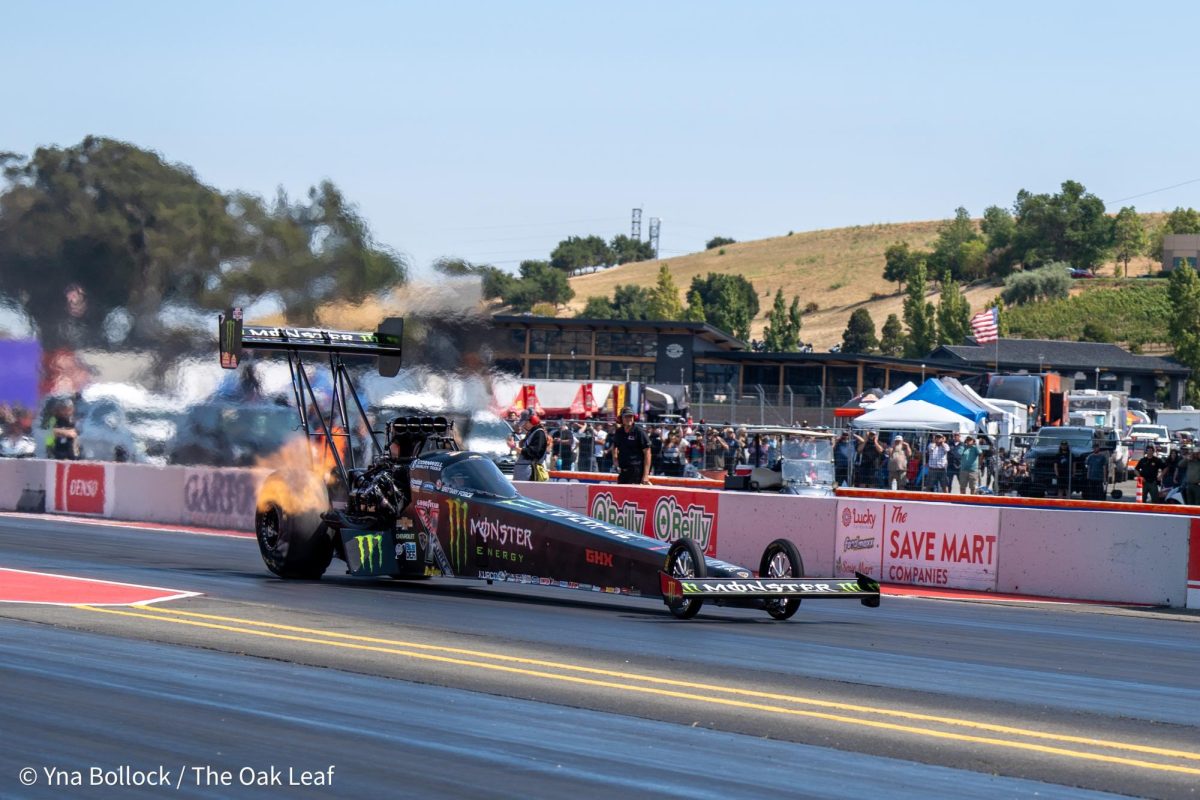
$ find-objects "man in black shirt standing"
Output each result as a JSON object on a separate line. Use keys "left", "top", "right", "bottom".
{"left": 609, "top": 406, "right": 651, "bottom": 484}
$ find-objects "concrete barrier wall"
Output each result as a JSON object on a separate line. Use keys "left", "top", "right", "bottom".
{"left": 0, "top": 458, "right": 47, "bottom": 511}
{"left": 997, "top": 506, "right": 1191, "bottom": 606}
{"left": 713, "top": 494, "right": 838, "bottom": 576}
{"left": 4, "top": 460, "right": 1196, "bottom": 607}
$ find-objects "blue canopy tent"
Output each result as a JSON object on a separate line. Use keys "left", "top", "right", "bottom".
{"left": 899, "top": 378, "right": 988, "bottom": 425}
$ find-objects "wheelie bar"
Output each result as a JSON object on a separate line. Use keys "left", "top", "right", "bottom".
{"left": 660, "top": 571, "right": 881, "bottom": 607}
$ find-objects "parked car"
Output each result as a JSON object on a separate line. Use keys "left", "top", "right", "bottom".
{"left": 1070, "top": 268, "right": 1095, "bottom": 279}
{"left": 168, "top": 401, "right": 302, "bottom": 467}
{"left": 1021, "top": 426, "right": 1121, "bottom": 498}
{"left": 75, "top": 398, "right": 142, "bottom": 462}
{"left": 463, "top": 412, "right": 516, "bottom": 474}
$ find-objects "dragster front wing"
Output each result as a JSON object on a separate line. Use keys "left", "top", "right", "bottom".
{"left": 660, "top": 571, "right": 881, "bottom": 608}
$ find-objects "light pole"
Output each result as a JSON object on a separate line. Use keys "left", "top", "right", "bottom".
{"left": 1095, "top": 367, "right": 1100, "bottom": 390}
{"left": 1038, "top": 354, "right": 1044, "bottom": 374}
{"left": 546, "top": 353, "right": 551, "bottom": 379}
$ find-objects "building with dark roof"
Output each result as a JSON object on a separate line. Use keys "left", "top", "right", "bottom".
{"left": 928, "top": 338, "right": 1190, "bottom": 405}
{"left": 492, "top": 315, "right": 989, "bottom": 424}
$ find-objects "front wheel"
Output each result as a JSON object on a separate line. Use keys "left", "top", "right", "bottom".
{"left": 759, "top": 538, "right": 804, "bottom": 620}
{"left": 664, "top": 538, "right": 707, "bottom": 619}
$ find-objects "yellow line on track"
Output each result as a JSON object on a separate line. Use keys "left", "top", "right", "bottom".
{"left": 73, "top": 604, "right": 1200, "bottom": 776}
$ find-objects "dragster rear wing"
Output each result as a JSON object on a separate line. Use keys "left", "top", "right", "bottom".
{"left": 218, "top": 307, "right": 405, "bottom": 377}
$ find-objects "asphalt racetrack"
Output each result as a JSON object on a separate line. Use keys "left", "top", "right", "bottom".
{"left": 0, "top": 513, "right": 1197, "bottom": 799}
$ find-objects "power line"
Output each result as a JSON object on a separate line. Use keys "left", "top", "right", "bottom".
{"left": 430, "top": 217, "right": 624, "bottom": 232}
{"left": 1110, "top": 177, "right": 1200, "bottom": 204}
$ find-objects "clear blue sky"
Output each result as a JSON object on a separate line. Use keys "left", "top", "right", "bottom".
{"left": 5, "top": 1, "right": 1199, "bottom": 275}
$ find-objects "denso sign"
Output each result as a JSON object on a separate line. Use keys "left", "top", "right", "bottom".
{"left": 53, "top": 462, "right": 107, "bottom": 516}
{"left": 587, "top": 486, "right": 718, "bottom": 556}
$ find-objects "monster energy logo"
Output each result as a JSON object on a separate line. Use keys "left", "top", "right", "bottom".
{"left": 446, "top": 498, "right": 470, "bottom": 573}
{"left": 354, "top": 533, "right": 384, "bottom": 572}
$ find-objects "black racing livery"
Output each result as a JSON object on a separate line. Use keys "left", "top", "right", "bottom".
{"left": 218, "top": 308, "right": 880, "bottom": 620}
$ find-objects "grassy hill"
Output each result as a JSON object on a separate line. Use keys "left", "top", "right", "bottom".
{"left": 565, "top": 217, "right": 1166, "bottom": 350}
{"left": 1005, "top": 279, "right": 1171, "bottom": 348}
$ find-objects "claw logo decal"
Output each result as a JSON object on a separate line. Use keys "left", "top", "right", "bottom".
{"left": 354, "top": 533, "right": 384, "bottom": 572}
{"left": 446, "top": 498, "right": 470, "bottom": 573}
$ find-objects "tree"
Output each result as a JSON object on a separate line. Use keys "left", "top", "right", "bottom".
{"left": 935, "top": 275, "right": 971, "bottom": 346}
{"left": 761, "top": 289, "right": 802, "bottom": 351}
{"left": 879, "top": 314, "right": 907, "bottom": 357}
{"left": 501, "top": 259, "right": 574, "bottom": 311}
{"left": 479, "top": 266, "right": 515, "bottom": 301}
{"left": 549, "top": 235, "right": 613, "bottom": 272}
{"left": 646, "top": 265, "right": 684, "bottom": 320}
{"left": 981, "top": 205, "right": 1018, "bottom": 278}
{"left": 927, "top": 207, "right": 982, "bottom": 281}
{"left": 1010, "top": 180, "right": 1113, "bottom": 270}
{"left": 1111, "top": 206, "right": 1146, "bottom": 278}
{"left": 687, "top": 273, "right": 759, "bottom": 340}
{"left": 902, "top": 262, "right": 937, "bottom": 358}
{"left": 683, "top": 288, "right": 707, "bottom": 322}
{"left": 1167, "top": 264, "right": 1200, "bottom": 404}
{"left": 706, "top": 236, "right": 736, "bottom": 250}
{"left": 610, "top": 234, "right": 655, "bottom": 264}
{"left": 578, "top": 296, "right": 615, "bottom": 318}
{"left": 610, "top": 284, "right": 655, "bottom": 320}
{"left": 0, "top": 137, "right": 405, "bottom": 349}
{"left": 883, "top": 241, "right": 926, "bottom": 292}
{"left": 841, "top": 308, "right": 878, "bottom": 354}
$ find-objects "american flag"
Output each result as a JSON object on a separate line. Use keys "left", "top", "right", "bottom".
{"left": 970, "top": 307, "right": 999, "bottom": 344}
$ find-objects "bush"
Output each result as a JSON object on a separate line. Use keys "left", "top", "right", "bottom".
{"left": 1001, "top": 263, "right": 1071, "bottom": 306}
{"left": 1005, "top": 282, "right": 1171, "bottom": 344}
{"left": 718, "top": 248, "right": 726, "bottom": 256}
{"left": 706, "top": 236, "right": 736, "bottom": 250}
{"left": 530, "top": 302, "right": 559, "bottom": 317}
{"left": 802, "top": 301, "right": 820, "bottom": 314}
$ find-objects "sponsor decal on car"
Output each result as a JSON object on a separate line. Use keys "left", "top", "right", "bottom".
{"left": 585, "top": 548, "right": 613, "bottom": 568}
{"left": 446, "top": 498, "right": 471, "bottom": 573}
{"left": 414, "top": 498, "right": 440, "bottom": 537}
{"left": 353, "top": 532, "right": 384, "bottom": 572}
{"left": 412, "top": 459, "right": 443, "bottom": 472}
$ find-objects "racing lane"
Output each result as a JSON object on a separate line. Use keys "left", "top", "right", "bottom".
{"left": 1, "top": 514, "right": 1198, "bottom": 798}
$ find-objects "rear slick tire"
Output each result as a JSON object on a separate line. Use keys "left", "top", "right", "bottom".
{"left": 665, "top": 537, "right": 707, "bottom": 619}
{"left": 759, "top": 538, "right": 804, "bottom": 620}
{"left": 255, "top": 471, "right": 333, "bottom": 580}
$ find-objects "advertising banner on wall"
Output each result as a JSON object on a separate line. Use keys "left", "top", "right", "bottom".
{"left": 181, "top": 468, "right": 262, "bottom": 530}
{"left": 835, "top": 498, "right": 1000, "bottom": 591}
{"left": 51, "top": 462, "right": 109, "bottom": 516}
{"left": 833, "top": 499, "right": 885, "bottom": 580}
{"left": 586, "top": 485, "right": 718, "bottom": 556}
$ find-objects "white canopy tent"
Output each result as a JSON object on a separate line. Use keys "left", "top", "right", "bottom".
{"left": 862, "top": 381, "right": 917, "bottom": 411}
{"left": 852, "top": 399, "right": 975, "bottom": 433}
